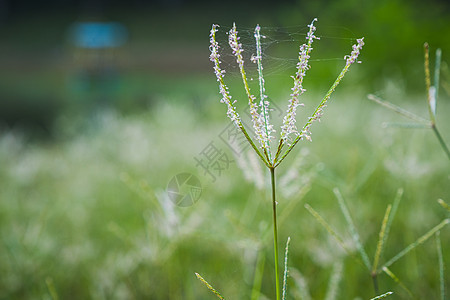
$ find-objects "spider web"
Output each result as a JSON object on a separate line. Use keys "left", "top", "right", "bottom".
{"left": 211, "top": 22, "right": 363, "bottom": 132}
{"left": 213, "top": 22, "right": 360, "bottom": 80}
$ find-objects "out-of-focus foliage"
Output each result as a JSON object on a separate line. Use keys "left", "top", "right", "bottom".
{"left": 0, "top": 0, "right": 449, "bottom": 299}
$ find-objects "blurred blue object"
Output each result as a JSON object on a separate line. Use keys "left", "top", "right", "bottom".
{"left": 69, "top": 22, "right": 128, "bottom": 49}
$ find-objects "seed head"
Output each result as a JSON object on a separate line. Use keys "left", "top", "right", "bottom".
{"left": 280, "top": 18, "right": 319, "bottom": 143}
{"left": 210, "top": 24, "right": 241, "bottom": 127}
{"left": 344, "top": 38, "right": 365, "bottom": 66}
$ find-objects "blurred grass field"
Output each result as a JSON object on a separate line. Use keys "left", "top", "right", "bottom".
{"left": 0, "top": 1, "right": 450, "bottom": 299}
{"left": 1, "top": 88, "right": 449, "bottom": 299}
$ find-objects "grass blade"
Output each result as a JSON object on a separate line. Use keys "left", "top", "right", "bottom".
{"left": 438, "top": 199, "right": 450, "bottom": 212}
{"left": 334, "top": 188, "right": 371, "bottom": 271}
{"left": 367, "top": 94, "right": 430, "bottom": 125}
{"left": 382, "top": 218, "right": 450, "bottom": 270}
{"left": 304, "top": 204, "right": 352, "bottom": 255}
{"left": 431, "top": 126, "right": 450, "bottom": 160}
{"left": 382, "top": 122, "right": 430, "bottom": 129}
{"left": 290, "top": 268, "right": 312, "bottom": 300}
{"left": 251, "top": 250, "right": 266, "bottom": 300}
{"left": 372, "top": 204, "right": 392, "bottom": 274}
{"left": 424, "top": 43, "right": 435, "bottom": 123}
{"left": 370, "top": 291, "right": 393, "bottom": 299}
{"left": 373, "top": 188, "right": 403, "bottom": 274}
{"left": 305, "top": 203, "right": 367, "bottom": 269}
{"left": 324, "top": 260, "right": 343, "bottom": 300}
{"left": 282, "top": 237, "right": 291, "bottom": 300}
{"left": 45, "top": 277, "right": 59, "bottom": 300}
{"left": 382, "top": 267, "right": 413, "bottom": 297}
{"left": 436, "top": 232, "right": 446, "bottom": 300}
{"left": 434, "top": 48, "right": 442, "bottom": 102}
{"left": 386, "top": 188, "right": 403, "bottom": 235}
{"left": 195, "top": 273, "right": 226, "bottom": 300}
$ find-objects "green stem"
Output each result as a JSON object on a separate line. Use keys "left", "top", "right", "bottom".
{"left": 432, "top": 125, "right": 450, "bottom": 161}
{"left": 270, "top": 167, "right": 280, "bottom": 300}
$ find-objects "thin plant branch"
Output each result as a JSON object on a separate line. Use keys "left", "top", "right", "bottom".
{"left": 282, "top": 237, "right": 291, "bottom": 300}
{"left": 438, "top": 198, "right": 450, "bottom": 212}
{"left": 382, "top": 267, "right": 414, "bottom": 297}
{"left": 304, "top": 203, "right": 365, "bottom": 268}
{"left": 436, "top": 232, "right": 446, "bottom": 300}
{"left": 334, "top": 188, "right": 371, "bottom": 271}
{"left": 381, "top": 218, "right": 449, "bottom": 271}
{"left": 250, "top": 250, "right": 266, "bottom": 300}
{"left": 195, "top": 273, "right": 226, "bottom": 300}
{"left": 324, "top": 261, "right": 344, "bottom": 300}
{"left": 370, "top": 291, "right": 393, "bottom": 300}
{"left": 371, "top": 204, "right": 392, "bottom": 294}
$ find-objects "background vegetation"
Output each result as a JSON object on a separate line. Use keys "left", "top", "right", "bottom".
{"left": 0, "top": 0, "right": 449, "bottom": 299}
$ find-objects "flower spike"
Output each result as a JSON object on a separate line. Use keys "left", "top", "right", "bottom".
{"left": 254, "top": 24, "right": 274, "bottom": 160}
{"left": 280, "top": 18, "right": 319, "bottom": 145}
{"left": 210, "top": 20, "right": 364, "bottom": 168}
{"left": 209, "top": 24, "right": 242, "bottom": 127}
{"left": 228, "top": 23, "right": 270, "bottom": 161}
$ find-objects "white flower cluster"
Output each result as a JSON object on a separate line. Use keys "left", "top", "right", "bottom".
{"left": 280, "top": 18, "right": 319, "bottom": 143}
{"left": 228, "top": 24, "right": 270, "bottom": 153}
{"left": 209, "top": 24, "right": 241, "bottom": 127}
{"left": 345, "top": 38, "right": 365, "bottom": 66}
{"left": 253, "top": 24, "right": 275, "bottom": 156}
{"left": 209, "top": 19, "right": 364, "bottom": 167}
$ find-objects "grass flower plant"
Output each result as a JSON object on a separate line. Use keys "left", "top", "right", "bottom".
{"left": 199, "top": 18, "right": 365, "bottom": 299}
{"left": 306, "top": 188, "right": 449, "bottom": 297}
{"left": 368, "top": 43, "right": 450, "bottom": 161}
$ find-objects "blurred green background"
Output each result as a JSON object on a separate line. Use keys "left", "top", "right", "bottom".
{"left": 0, "top": 0, "right": 449, "bottom": 299}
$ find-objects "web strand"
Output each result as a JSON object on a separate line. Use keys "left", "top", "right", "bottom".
{"left": 214, "top": 24, "right": 360, "bottom": 78}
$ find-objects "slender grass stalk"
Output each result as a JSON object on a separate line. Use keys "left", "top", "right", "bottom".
{"left": 45, "top": 277, "right": 59, "bottom": 300}
{"left": 304, "top": 203, "right": 364, "bottom": 267}
{"left": 333, "top": 188, "right": 371, "bottom": 271}
{"left": 289, "top": 268, "right": 312, "bottom": 300}
{"left": 282, "top": 237, "right": 291, "bottom": 300}
{"left": 270, "top": 167, "right": 281, "bottom": 300}
{"left": 195, "top": 273, "right": 226, "bottom": 300}
{"left": 382, "top": 267, "right": 414, "bottom": 297}
{"left": 324, "top": 260, "right": 343, "bottom": 300}
{"left": 372, "top": 204, "right": 392, "bottom": 270}
{"left": 381, "top": 218, "right": 449, "bottom": 271}
{"left": 436, "top": 232, "right": 446, "bottom": 300}
{"left": 367, "top": 94, "right": 430, "bottom": 125}
{"left": 370, "top": 291, "right": 393, "bottom": 299}
{"left": 372, "top": 189, "right": 403, "bottom": 268}
{"left": 431, "top": 126, "right": 450, "bottom": 160}
{"left": 438, "top": 198, "right": 450, "bottom": 212}
{"left": 371, "top": 204, "right": 392, "bottom": 294}
{"left": 251, "top": 251, "right": 266, "bottom": 300}
{"left": 382, "top": 122, "right": 430, "bottom": 129}
{"left": 424, "top": 43, "right": 433, "bottom": 121}
{"left": 370, "top": 188, "right": 403, "bottom": 292}
{"left": 384, "top": 189, "right": 403, "bottom": 243}
{"left": 304, "top": 203, "right": 348, "bottom": 251}
{"left": 434, "top": 48, "right": 441, "bottom": 100}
